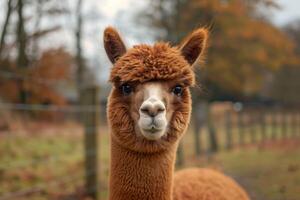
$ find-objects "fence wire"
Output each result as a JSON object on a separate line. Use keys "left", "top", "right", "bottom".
{"left": 0, "top": 96, "right": 101, "bottom": 199}
{"left": 1, "top": 94, "right": 300, "bottom": 200}
{"left": 0, "top": 103, "right": 98, "bottom": 112}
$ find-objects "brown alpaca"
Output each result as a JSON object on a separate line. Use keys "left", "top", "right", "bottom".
{"left": 104, "top": 27, "right": 250, "bottom": 200}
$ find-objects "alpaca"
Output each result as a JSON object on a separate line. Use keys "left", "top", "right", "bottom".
{"left": 104, "top": 26, "right": 250, "bottom": 200}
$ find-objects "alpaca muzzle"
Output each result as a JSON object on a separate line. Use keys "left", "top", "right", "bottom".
{"left": 138, "top": 84, "right": 168, "bottom": 140}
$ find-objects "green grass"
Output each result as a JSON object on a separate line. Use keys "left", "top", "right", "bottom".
{"left": 0, "top": 124, "right": 300, "bottom": 200}
{"left": 0, "top": 134, "right": 84, "bottom": 199}
{"left": 217, "top": 148, "right": 300, "bottom": 200}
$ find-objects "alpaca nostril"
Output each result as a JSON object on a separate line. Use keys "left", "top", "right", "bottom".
{"left": 140, "top": 107, "right": 150, "bottom": 115}
{"left": 155, "top": 103, "right": 166, "bottom": 115}
{"left": 157, "top": 107, "right": 165, "bottom": 113}
{"left": 140, "top": 103, "right": 165, "bottom": 118}
{"left": 140, "top": 106, "right": 156, "bottom": 117}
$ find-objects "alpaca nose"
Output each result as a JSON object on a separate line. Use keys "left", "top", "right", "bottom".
{"left": 140, "top": 100, "right": 166, "bottom": 118}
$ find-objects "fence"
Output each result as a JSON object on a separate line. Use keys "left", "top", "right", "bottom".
{"left": 0, "top": 86, "right": 102, "bottom": 200}
{"left": 176, "top": 106, "right": 300, "bottom": 166}
{"left": 1, "top": 95, "right": 300, "bottom": 199}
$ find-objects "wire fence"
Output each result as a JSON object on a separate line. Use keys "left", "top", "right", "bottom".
{"left": 1, "top": 98, "right": 300, "bottom": 200}
{"left": 0, "top": 86, "right": 101, "bottom": 200}
{"left": 176, "top": 105, "right": 300, "bottom": 165}
{"left": 0, "top": 103, "right": 98, "bottom": 112}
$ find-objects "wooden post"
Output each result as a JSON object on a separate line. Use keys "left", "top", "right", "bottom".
{"left": 193, "top": 123, "right": 201, "bottom": 156}
{"left": 298, "top": 113, "right": 300, "bottom": 137}
{"left": 238, "top": 111, "right": 244, "bottom": 146}
{"left": 292, "top": 112, "right": 297, "bottom": 138}
{"left": 260, "top": 110, "right": 266, "bottom": 143}
{"left": 250, "top": 112, "right": 257, "bottom": 144}
{"left": 286, "top": 112, "right": 290, "bottom": 138}
{"left": 176, "top": 142, "right": 184, "bottom": 167}
{"left": 282, "top": 111, "right": 287, "bottom": 139}
{"left": 225, "top": 110, "right": 232, "bottom": 150}
{"left": 82, "top": 86, "right": 100, "bottom": 200}
{"left": 193, "top": 103, "right": 203, "bottom": 157}
{"left": 271, "top": 111, "right": 277, "bottom": 140}
{"left": 207, "top": 104, "right": 218, "bottom": 153}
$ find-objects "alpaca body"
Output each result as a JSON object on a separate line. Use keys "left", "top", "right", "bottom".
{"left": 173, "top": 168, "right": 250, "bottom": 200}
{"left": 109, "top": 138, "right": 250, "bottom": 200}
{"left": 104, "top": 26, "right": 250, "bottom": 200}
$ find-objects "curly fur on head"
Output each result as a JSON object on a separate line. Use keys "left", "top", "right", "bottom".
{"left": 110, "top": 43, "right": 195, "bottom": 86}
{"left": 104, "top": 27, "right": 208, "bottom": 86}
{"left": 104, "top": 27, "right": 208, "bottom": 153}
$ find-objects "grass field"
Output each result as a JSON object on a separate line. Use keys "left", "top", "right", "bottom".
{"left": 0, "top": 123, "right": 300, "bottom": 200}
{"left": 218, "top": 145, "right": 300, "bottom": 200}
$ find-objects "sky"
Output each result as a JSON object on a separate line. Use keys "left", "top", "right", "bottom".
{"left": 273, "top": 0, "right": 300, "bottom": 25}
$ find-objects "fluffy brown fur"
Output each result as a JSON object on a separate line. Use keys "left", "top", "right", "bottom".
{"left": 109, "top": 140, "right": 177, "bottom": 200}
{"left": 173, "top": 168, "right": 250, "bottom": 200}
{"left": 110, "top": 43, "right": 195, "bottom": 86}
{"left": 104, "top": 26, "right": 250, "bottom": 200}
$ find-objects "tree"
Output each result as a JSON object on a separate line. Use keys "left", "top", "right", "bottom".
{"left": 138, "top": 0, "right": 298, "bottom": 100}
{"left": 284, "top": 19, "right": 300, "bottom": 55}
{"left": 75, "top": 0, "right": 86, "bottom": 104}
{"left": 28, "top": 0, "right": 69, "bottom": 60}
{"left": 268, "top": 19, "right": 300, "bottom": 105}
{"left": 0, "top": 0, "right": 72, "bottom": 105}
{"left": 0, "top": 0, "right": 15, "bottom": 59}
{"left": 0, "top": 48, "right": 73, "bottom": 105}
{"left": 16, "top": 0, "right": 28, "bottom": 68}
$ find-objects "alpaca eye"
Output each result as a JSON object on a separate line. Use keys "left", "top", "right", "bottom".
{"left": 172, "top": 85, "right": 183, "bottom": 96}
{"left": 120, "top": 84, "right": 133, "bottom": 95}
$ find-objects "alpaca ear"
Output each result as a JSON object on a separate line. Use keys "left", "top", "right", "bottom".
{"left": 179, "top": 28, "right": 208, "bottom": 66}
{"left": 103, "top": 27, "right": 127, "bottom": 64}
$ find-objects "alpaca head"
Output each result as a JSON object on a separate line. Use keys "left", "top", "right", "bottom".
{"left": 104, "top": 27, "right": 208, "bottom": 153}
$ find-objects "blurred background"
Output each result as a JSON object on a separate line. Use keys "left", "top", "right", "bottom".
{"left": 0, "top": 0, "right": 300, "bottom": 199}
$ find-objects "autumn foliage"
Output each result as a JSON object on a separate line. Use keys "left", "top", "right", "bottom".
{"left": 140, "top": 0, "right": 300, "bottom": 100}
{"left": 0, "top": 48, "right": 73, "bottom": 105}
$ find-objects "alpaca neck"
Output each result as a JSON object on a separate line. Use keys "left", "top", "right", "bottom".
{"left": 109, "top": 138, "right": 177, "bottom": 200}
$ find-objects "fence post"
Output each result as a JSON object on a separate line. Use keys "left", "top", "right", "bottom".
{"left": 207, "top": 104, "right": 218, "bottom": 153}
{"left": 298, "top": 113, "right": 300, "bottom": 137}
{"left": 271, "top": 111, "right": 277, "bottom": 140}
{"left": 237, "top": 111, "right": 244, "bottom": 146}
{"left": 260, "top": 110, "right": 266, "bottom": 143}
{"left": 298, "top": 112, "right": 300, "bottom": 137}
{"left": 225, "top": 110, "right": 232, "bottom": 150}
{"left": 250, "top": 112, "right": 257, "bottom": 144}
{"left": 286, "top": 112, "right": 290, "bottom": 138}
{"left": 193, "top": 103, "right": 203, "bottom": 157}
{"left": 193, "top": 123, "right": 201, "bottom": 156}
{"left": 282, "top": 111, "right": 287, "bottom": 139}
{"left": 176, "top": 142, "right": 184, "bottom": 167}
{"left": 82, "top": 86, "right": 100, "bottom": 200}
{"left": 292, "top": 112, "right": 297, "bottom": 138}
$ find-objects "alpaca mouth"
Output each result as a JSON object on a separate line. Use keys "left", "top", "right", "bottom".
{"left": 144, "top": 126, "right": 163, "bottom": 134}
{"left": 140, "top": 125, "right": 166, "bottom": 140}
